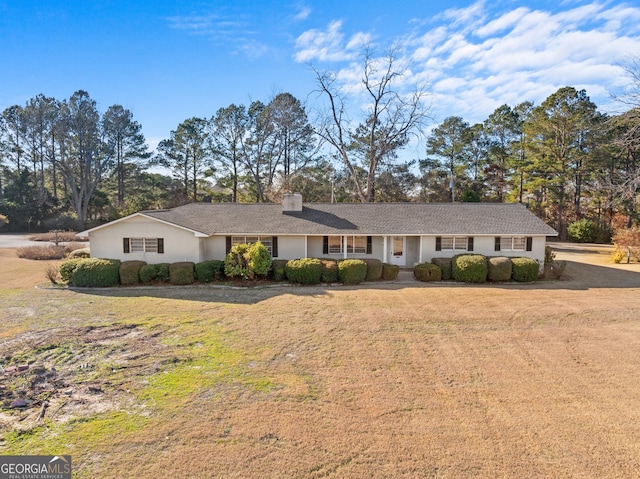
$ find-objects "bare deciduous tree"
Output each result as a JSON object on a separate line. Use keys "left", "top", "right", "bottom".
{"left": 313, "top": 47, "right": 430, "bottom": 202}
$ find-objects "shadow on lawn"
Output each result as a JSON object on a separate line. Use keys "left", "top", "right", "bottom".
{"left": 69, "top": 260, "right": 640, "bottom": 305}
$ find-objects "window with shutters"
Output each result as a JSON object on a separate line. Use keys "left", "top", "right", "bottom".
{"left": 125, "top": 238, "right": 163, "bottom": 253}
{"left": 500, "top": 236, "right": 526, "bottom": 251}
{"left": 231, "top": 236, "right": 273, "bottom": 256}
{"left": 440, "top": 236, "right": 468, "bottom": 251}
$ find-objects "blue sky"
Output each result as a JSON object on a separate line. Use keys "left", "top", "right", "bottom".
{"left": 1, "top": 0, "right": 639, "bottom": 156}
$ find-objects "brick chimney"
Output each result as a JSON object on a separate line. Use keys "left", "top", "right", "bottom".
{"left": 282, "top": 193, "right": 303, "bottom": 213}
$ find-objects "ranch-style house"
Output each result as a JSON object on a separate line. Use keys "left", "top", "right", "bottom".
{"left": 78, "top": 193, "right": 557, "bottom": 267}
{"left": 78, "top": 193, "right": 558, "bottom": 268}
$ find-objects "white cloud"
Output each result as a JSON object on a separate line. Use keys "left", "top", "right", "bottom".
{"left": 292, "top": 5, "right": 312, "bottom": 22}
{"left": 294, "top": 20, "right": 367, "bottom": 62}
{"left": 294, "top": 0, "right": 640, "bottom": 127}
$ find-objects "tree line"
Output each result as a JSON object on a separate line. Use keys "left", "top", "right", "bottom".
{"left": 1, "top": 51, "right": 639, "bottom": 240}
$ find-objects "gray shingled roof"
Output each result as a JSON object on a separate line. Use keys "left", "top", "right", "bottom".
{"left": 142, "top": 202, "right": 558, "bottom": 236}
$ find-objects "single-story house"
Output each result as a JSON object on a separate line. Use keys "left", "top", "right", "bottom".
{"left": 78, "top": 193, "right": 558, "bottom": 267}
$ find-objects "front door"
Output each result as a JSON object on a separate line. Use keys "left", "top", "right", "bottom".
{"left": 389, "top": 236, "right": 406, "bottom": 266}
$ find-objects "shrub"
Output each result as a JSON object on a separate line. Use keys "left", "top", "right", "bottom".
{"left": 414, "top": 263, "right": 442, "bottom": 282}
{"left": 568, "top": 219, "right": 596, "bottom": 243}
{"left": 611, "top": 247, "right": 626, "bottom": 264}
{"left": 45, "top": 264, "right": 59, "bottom": 285}
{"left": 338, "top": 259, "right": 367, "bottom": 285}
{"left": 68, "top": 247, "right": 90, "bottom": 258}
{"left": 157, "top": 263, "right": 170, "bottom": 282}
{"left": 16, "top": 245, "right": 68, "bottom": 260}
{"left": 59, "top": 258, "right": 84, "bottom": 283}
{"left": 363, "top": 259, "right": 383, "bottom": 281}
{"left": 270, "top": 259, "right": 288, "bottom": 282}
{"left": 195, "top": 260, "right": 225, "bottom": 283}
{"left": 613, "top": 227, "right": 640, "bottom": 264}
{"left": 247, "top": 242, "right": 272, "bottom": 277}
{"left": 511, "top": 257, "right": 539, "bottom": 282}
{"left": 285, "top": 258, "right": 322, "bottom": 285}
{"left": 544, "top": 246, "right": 555, "bottom": 267}
{"left": 71, "top": 258, "right": 121, "bottom": 287}
{"left": 452, "top": 254, "right": 487, "bottom": 283}
{"left": 432, "top": 257, "right": 453, "bottom": 280}
{"left": 169, "top": 262, "right": 195, "bottom": 285}
{"left": 139, "top": 264, "right": 159, "bottom": 284}
{"left": 120, "top": 260, "right": 146, "bottom": 285}
{"left": 321, "top": 259, "right": 339, "bottom": 283}
{"left": 487, "top": 257, "right": 512, "bottom": 282}
{"left": 382, "top": 263, "right": 399, "bottom": 281}
{"left": 224, "top": 242, "right": 272, "bottom": 280}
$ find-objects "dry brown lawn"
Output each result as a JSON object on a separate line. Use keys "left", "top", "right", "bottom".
{"left": 1, "top": 244, "right": 640, "bottom": 478}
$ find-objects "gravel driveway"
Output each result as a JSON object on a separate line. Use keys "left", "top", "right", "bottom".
{"left": 0, "top": 234, "right": 44, "bottom": 248}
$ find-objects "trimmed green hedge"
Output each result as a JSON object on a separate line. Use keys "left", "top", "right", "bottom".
{"left": 321, "top": 259, "right": 338, "bottom": 283}
{"left": 270, "top": 259, "right": 288, "bottom": 282}
{"left": 285, "top": 258, "right": 322, "bottom": 285}
{"left": 488, "top": 257, "right": 512, "bottom": 282}
{"left": 338, "top": 259, "right": 367, "bottom": 285}
{"left": 363, "top": 259, "right": 383, "bottom": 281}
{"left": 68, "top": 247, "right": 90, "bottom": 259}
{"left": 511, "top": 257, "right": 539, "bottom": 282}
{"left": 59, "top": 258, "right": 84, "bottom": 283}
{"left": 169, "top": 262, "right": 195, "bottom": 285}
{"left": 120, "top": 260, "right": 146, "bottom": 285}
{"left": 382, "top": 263, "right": 399, "bottom": 281}
{"left": 452, "top": 254, "right": 488, "bottom": 283}
{"left": 414, "top": 263, "right": 442, "bottom": 282}
{"left": 195, "top": 260, "right": 225, "bottom": 283}
{"left": 71, "top": 258, "right": 121, "bottom": 287}
{"left": 432, "top": 257, "right": 453, "bottom": 280}
{"left": 139, "top": 264, "right": 159, "bottom": 284}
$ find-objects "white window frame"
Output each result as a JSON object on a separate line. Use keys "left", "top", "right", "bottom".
{"left": 501, "top": 236, "right": 526, "bottom": 251}
{"left": 328, "top": 235, "right": 367, "bottom": 254}
{"left": 441, "top": 236, "right": 468, "bottom": 251}
{"left": 231, "top": 236, "right": 273, "bottom": 256}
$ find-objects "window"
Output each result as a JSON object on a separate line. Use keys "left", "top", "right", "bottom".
{"left": 328, "top": 236, "right": 342, "bottom": 254}
{"left": 123, "top": 238, "right": 163, "bottom": 253}
{"left": 500, "top": 236, "right": 526, "bottom": 251}
{"left": 441, "top": 236, "right": 468, "bottom": 251}
{"left": 231, "top": 236, "right": 274, "bottom": 256}
{"left": 324, "top": 236, "right": 372, "bottom": 254}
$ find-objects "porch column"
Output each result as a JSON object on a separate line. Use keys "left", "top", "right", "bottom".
{"left": 419, "top": 236, "right": 423, "bottom": 263}
{"left": 343, "top": 235, "right": 348, "bottom": 259}
{"left": 304, "top": 235, "right": 308, "bottom": 258}
{"left": 383, "top": 236, "right": 388, "bottom": 263}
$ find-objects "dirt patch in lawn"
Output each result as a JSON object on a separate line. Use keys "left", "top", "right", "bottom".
{"left": 0, "top": 323, "right": 169, "bottom": 433}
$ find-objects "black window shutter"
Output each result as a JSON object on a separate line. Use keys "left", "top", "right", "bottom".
{"left": 157, "top": 238, "right": 164, "bottom": 254}
{"left": 467, "top": 237, "right": 474, "bottom": 251}
{"left": 526, "top": 237, "right": 533, "bottom": 252}
{"left": 323, "top": 236, "right": 328, "bottom": 255}
{"left": 272, "top": 236, "right": 278, "bottom": 257}
{"left": 123, "top": 238, "right": 130, "bottom": 254}
{"left": 226, "top": 236, "right": 232, "bottom": 254}
{"left": 435, "top": 236, "right": 442, "bottom": 252}
{"left": 366, "top": 236, "right": 372, "bottom": 254}
{"left": 495, "top": 237, "right": 501, "bottom": 252}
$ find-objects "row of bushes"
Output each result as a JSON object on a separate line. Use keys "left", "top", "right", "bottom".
{"left": 58, "top": 257, "right": 401, "bottom": 287}
{"left": 414, "top": 255, "right": 540, "bottom": 283}
{"left": 58, "top": 254, "right": 542, "bottom": 287}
